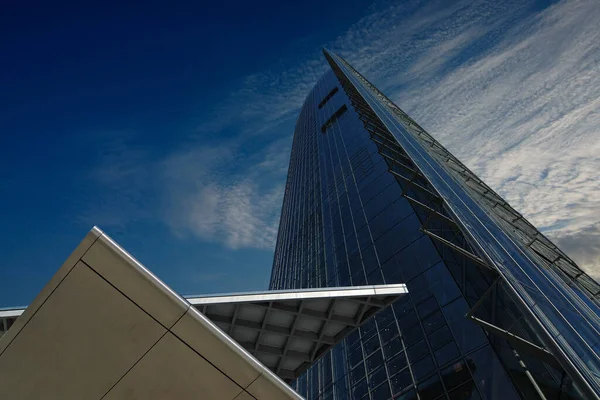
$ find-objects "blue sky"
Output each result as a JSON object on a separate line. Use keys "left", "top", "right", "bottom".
{"left": 1, "top": 0, "right": 599, "bottom": 307}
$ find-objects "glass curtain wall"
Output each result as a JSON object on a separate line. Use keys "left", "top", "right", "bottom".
{"left": 269, "top": 52, "right": 598, "bottom": 399}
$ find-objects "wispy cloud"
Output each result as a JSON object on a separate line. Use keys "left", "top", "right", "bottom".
{"left": 160, "top": 137, "right": 289, "bottom": 249}
{"left": 87, "top": 0, "right": 600, "bottom": 279}
{"left": 332, "top": 0, "right": 600, "bottom": 276}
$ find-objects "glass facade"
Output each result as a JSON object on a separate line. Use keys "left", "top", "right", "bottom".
{"left": 269, "top": 50, "right": 600, "bottom": 399}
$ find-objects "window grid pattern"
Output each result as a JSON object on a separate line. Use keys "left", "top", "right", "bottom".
{"left": 326, "top": 50, "right": 594, "bottom": 399}
{"left": 269, "top": 70, "right": 524, "bottom": 399}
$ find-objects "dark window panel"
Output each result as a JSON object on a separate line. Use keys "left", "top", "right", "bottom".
{"left": 350, "top": 364, "right": 366, "bottom": 387}
{"left": 407, "top": 339, "right": 430, "bottom": 363}
{"left": 383, "top": 337, "right": 404, "bottom": 361}
{"left": 434, "top": 341, "right": 461, "bottom": 368}
{"left": 425, "top": 261, "right": 461, "bottom": 306}
{"left": 321, "top": 105, "right": 348, "bottom": 133}
{"left": 442, "top": 298, "right": 487, "bottom": 354}
{"left": 366, "top": 350, "right": 384, "bottom": 374}
{"left": 413, "top": 355, "right": 436, "bottom": 381}
{"left": 390, "top": 368, "right": 414, "bottom": 396}
{"left": 371, "top": 381, "right": 392, "bottom": 399}
{"left": 467, "top": 346, "right": 521, "bottom": 400}
{"left": 351, "top": 378, "right": 369, "bottom": 399}
{"left": 428, "top": 325, "right": 453, "bottom": 351}
{"left": 417, "top": 373, "right": 446, "bottom": 400}
{"left": 363, "top": 332, "right": 381, "bottom": 356}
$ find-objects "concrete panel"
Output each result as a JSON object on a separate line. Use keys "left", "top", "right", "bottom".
{"left": 0, "top": 227, "right": 101, "bottom": 355}
{"left": 0, "top": 228, "right": 304, "bottom": 399}
{"left": 172, "top": 307, "right": 263, "bottom": 388}
{"left": 82, "top": 234, "right": 188, "bottom": 328}
{"left": 104, "top": 332, "right": 244, "bottom": 400}
{"left": 247, "top": 373, "right": 299, "bottom": 400}
{"left": 234, "top": 390, "right": 257, "bottom": 400}
{"left": 0, "top": 261, "right": 165, "bottom": 399}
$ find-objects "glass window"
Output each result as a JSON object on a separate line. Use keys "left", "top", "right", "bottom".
{"left": 416, "top": 296, "right": 439, "bottom": 319}
{"left": 360, "top": 319, "right": 376, "bottom": 338}
{"left": 442, "top": 360, "right": 474, "bottom": 391}
{"left": 368, "top": 364, "right": 388, "bottom": 389}
{"left": 387, "top": 351, "right": 408, "bottom": 376}
{"left": 417, "top": 373, "right": 445, "bottom": 400}
{"left": 349, "top": 347, "right": 364, "bottom": 369}
{"left": 412, "top": 234, "right": 443, "bottom": 270}
{"left": 366, "top": 349, "right": 384, "bottom": 374}
{"left": 467, "top": 345, "right": 520, "bottom": 400}
{"left": 363, "top": 332, "right": 381, "bottom": 356}
{"left": 379, "top": 321, "right": 399, "bottom": 344}
{"left": 374, "top": 220, "right": 419, "bottom": 264}
{"left": 309, "top": 367, "right": 319, "bottom": 398}
{"left": 346, "top": 330, "right": 360, "bottom": 347}
{"left": 351, "top": 378, "right": 368, "bottom": 399}
{"left": 376, "top": 307, "right": 395, "bottom": 326}
{"left": 318, "top": 86, "right": 339, "bottom": 109}
{"left": 390, "top": 368, "right": 413, "bottom": 395}
{"left": 339, "top": 198, "right": 350, "bottom": 220}
{"left": 373, "top": 200, "right": 415, "bottom": 241}
{"left": 345, "top": 230, "right": 359, "bottom": 253}
{"left": 384, "top": 337, "right": 404, "bottom": 361}
{"left": 336, "top": 258, "right": 351, "bottom": 287}
{"left": 321, "top": 385, "right": 334, "bottom": 400}
{"left": 402, "top": 322, "right": 424, "bottom": 347}
{"left": 464, "top": 263, "right": 495, "bottom": 301}
{"left": 332, "top": 346, "right": 348, "bottom": 382}
{"left": 348, "top": 192, "right": 362, "bottom": 215}
{"left": 356, "top": 223, "right": 373, "bottom": 251}
{"left": 407, "top": 339, "right": 430, "bottom": 363}
{"left": 364, "top": 182, "right": 402, "bottom": 219}
{"left": 321, "top": 104, "right": 348, "bottom": 133}
{"left": 348, "top": 254, "right": 362, "bottom": 277}
{"left": 350, "top": 364, "right": 366, "bottom": 387}
{"left": 396, "top": 245, "right": 423, "bottom": 282}
{"left": 425, "top": 261, "right": 461, "bottom": 306}
{"left": 359, "top": 173, "right": 393, "bottom": 205}
{"left": 406, "top": 274, "right": 431, "bottom": 304}
{"left": 448, "top": 382, "right": 481, "bottom": 400}
{"left": 396, "top": 306, "right": 417, "bottom": 326}
{"left": 322, "top": 353, "right": 333, "bottom": 384}
{"left": 428, "top": 325, "right": 453, "bottom": 350}
{"left": 353, "top": 209, "right": 368, "bottom": 232}
{"left": 442, "top": 298, "right": 488, "bottom": 354}
{"left": 366, "top": 267, "right": 384, "bottom": 285}
{"left": 393, "top": 296, "right": 414, "bottom": 318}
{"left": 422, "top": 311, "right": 446, "bottom": 335}
{"left": 371, "top": 381, "right": 392, "bottom": 399}
{"left": 412, "top": 355, "right": 436, "bottom": 381}
{"left": 361, "top": 245, "right": 380, "bottom": 274}
{"left": 382, "top": 255, "right": 403, "bottom": 283}
{"left": 351, "top": 269, "right": 367, "bottom": 286}
{"left": 434, "top": 341, "right": 460, "bottom": 367}
{"left": 394, "top": 388, "right": 417, "bottom": 400}
{"left": 369, "top": 207, "right": 402, "bottom": 241}
{"left": 297, "top": 372, "right": 307, "bottom": 396}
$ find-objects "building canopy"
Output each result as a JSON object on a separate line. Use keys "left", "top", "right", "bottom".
{"left": 0, "top": 227, "right": 407, "bottom": 399}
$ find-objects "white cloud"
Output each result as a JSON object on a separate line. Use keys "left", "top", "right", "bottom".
{"left": 393, "top": 0, "right": 600, "bottom": 276}
{"left": 201, "top": 0, "right": 600, "bottom": 274}
{"left": 329, "top": 0, "right": 600, "bottom": 276}
{"left": 160, "top": 139, "right": 288, "bottom": 249}
{"left": 88, "top": 0, "right": 600, "bottom": 278}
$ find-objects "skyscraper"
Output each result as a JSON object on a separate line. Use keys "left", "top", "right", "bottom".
{"left": 269, "top": 50, "right": 600, "bottom": 400}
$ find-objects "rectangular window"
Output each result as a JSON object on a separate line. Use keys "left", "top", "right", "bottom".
{"left": 321, "top": 104, "right": 348, "bottom": 133}
{"left": 318, "top": 87, "right": 339, "bottom": 109}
